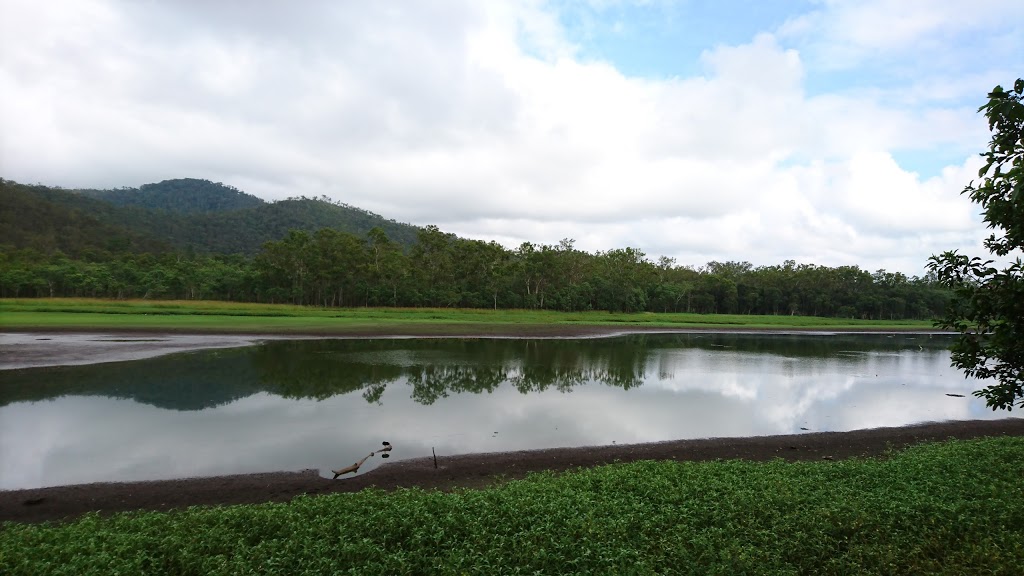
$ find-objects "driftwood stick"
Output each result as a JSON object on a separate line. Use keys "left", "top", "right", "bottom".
{"left": 332, "top": 452, "right": 374, "bottom": 479}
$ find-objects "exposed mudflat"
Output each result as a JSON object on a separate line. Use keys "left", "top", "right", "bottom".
{"left": 0, "top": 332, "right": 288, "bottom": 370}
{"left": 2, "top": 418, "right": 1021, "bottom": 524}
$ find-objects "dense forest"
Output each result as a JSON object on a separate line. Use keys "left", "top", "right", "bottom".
{"left": 78, "top": 178, "right": 265, "bottom": 214}
{"left": 0, "top": 178, "right": 420, "bottom": 255}
{"left": 0, "top": 178, "right": 950, "bottom": 319}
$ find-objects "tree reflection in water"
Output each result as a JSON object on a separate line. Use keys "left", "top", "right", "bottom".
{"left": 0, "top": 334, "right": 950, "bottom": 410}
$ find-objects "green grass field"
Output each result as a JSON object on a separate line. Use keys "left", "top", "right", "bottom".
{"left": 2, "top": 438, "right": 1022, "bottom": 575}
{"left": 0, "top": 298, "right": 937, "bottom": 334}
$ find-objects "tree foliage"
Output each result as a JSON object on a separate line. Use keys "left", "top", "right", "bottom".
{"left": 928, "top": 79, "right": 1024, "bottom": 410}
{"left": 2, "top": 226, "right": 950, "bottom": 321}
{"left": 2, "top": 176, "right": 954, "bottom": 320}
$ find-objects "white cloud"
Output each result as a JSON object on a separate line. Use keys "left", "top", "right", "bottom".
{"left": 0, "top": 0, "right": 1014, "bottom": 274}
{"left": 779, "top": 0, "right": 1024, "bottom": 65}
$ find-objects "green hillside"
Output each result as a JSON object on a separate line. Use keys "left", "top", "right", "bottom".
{"left": 0, "top": 179, "right": 172, "bottom": 257}
{"left": 1, "top": 178, "right": 421, "bottom": 255}
{"left": 173, "top": 197, "right": 421, "bottom": 254}
{"left": 78, "top": 178, "right": 264, "bottom": 214}
{"left": 2, "top": 178, "right": 949, "bottom": 320}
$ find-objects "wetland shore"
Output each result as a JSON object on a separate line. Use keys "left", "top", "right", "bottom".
{"left": 3, "top": 418, "right": 1022, "bottom": 524}
{"left": 1, "top": 315, "right": 987, "bottom": 525}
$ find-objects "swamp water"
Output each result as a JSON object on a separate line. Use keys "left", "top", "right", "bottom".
{"left": 0, "top": 333, "right": 1006, "bottom": 489}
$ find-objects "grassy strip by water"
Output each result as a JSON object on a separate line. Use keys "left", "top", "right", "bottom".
{"left": 2, "top": 438, "right": 1023, "bottom": 575}
{"left": 0, "top": 298, "right": 936, "bottom": 334}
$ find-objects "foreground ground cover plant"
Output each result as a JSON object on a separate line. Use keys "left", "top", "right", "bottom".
{"left": 3, "top": 438, "right": 1023, "bottom": 575}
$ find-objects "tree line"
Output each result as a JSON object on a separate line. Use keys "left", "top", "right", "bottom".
{"left": 1, "top": 224, "right": 948, "bottom": 319}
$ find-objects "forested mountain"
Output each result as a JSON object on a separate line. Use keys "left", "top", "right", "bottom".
{"left": 78, "top": 179, "right": 264, "bottom": 214}
{"left": 1, "top": 177, "right": 950, "bottom": 320}
{"left": 0, "top": 178, "right": 421, "bottom": 255}
{"left": 0, "top": 180, "right": 172, "bottom": 257}
{"left": 170, "top": 196, "right": 421, "bottom": 254}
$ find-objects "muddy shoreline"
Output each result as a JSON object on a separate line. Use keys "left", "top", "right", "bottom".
{"left": 3, "top": 418, "right": 1021, "bottom": 524}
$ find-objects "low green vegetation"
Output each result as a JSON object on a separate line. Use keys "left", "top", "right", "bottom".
{"left": 0, "top": 298, "right": 936, "bottom": 334}
{"left": 3, "top": 438, "right": 1023, "bottom": 575}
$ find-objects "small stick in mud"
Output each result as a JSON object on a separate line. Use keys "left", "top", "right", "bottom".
{"left": 332, "top": 452, "right": 374, "bottom": 479}
{"left": 432, "top": 446, "right": 438, "bottom": 469}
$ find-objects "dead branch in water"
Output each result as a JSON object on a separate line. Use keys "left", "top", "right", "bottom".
{"left": 332, "top": 442, "right": 394, "bottom": 479}
{"left": 332, "top": 453, "right": 374, "bottom": 479}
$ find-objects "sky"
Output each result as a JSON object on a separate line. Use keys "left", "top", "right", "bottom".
{"left": 1, "top": 0, "right": 1021, "bottom": 275}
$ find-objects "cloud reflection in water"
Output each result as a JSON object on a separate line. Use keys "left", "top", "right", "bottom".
{"left": 0, "top": 334, "right": 1003, "bottom": 489}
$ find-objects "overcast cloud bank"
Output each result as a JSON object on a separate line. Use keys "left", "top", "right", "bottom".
{"left": 2, "top": 0, "right": 1021, "bottom": 275}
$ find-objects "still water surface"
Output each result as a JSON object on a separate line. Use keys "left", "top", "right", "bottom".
{"left": 0, "top": 333, "right": 1006, "bottom": 489}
